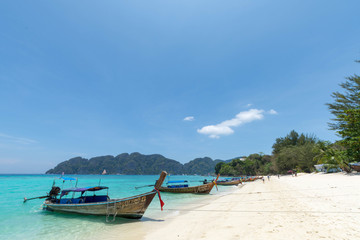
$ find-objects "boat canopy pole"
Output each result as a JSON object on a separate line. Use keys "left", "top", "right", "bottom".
{"left": 72, "top": 179, "right": 78, "bottom": 199}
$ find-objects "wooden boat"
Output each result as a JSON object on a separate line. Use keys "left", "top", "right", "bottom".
{"left": 159, "top": 175, "right": 219, "bottom": 194}
{"left": 43, "top": 171, "right": 167, "bottom": 221}
{"left": 217, "top": 178, "right": 241, "bottom": 186}
{"left": 349, "top": 163, "right": 360, "bottom": 172}
{"left": 241, "top": 176, "right": 257, "bottom": 182}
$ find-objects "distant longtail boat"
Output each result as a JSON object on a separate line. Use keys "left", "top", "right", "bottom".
{"left": 217, "top": 178, "right": 242, "bottom": 186}
{"left": 349, "top": 162, "right": 360, "bottom": 172}
{"left": 158, "top": 174, "right": 219, "bottom": 194}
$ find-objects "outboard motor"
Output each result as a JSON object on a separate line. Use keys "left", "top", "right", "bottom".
{"left": 47, "top": 186, "right": 61, "bottom": 200}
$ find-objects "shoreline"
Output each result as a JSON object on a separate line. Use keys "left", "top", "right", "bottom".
{"left": 93, "top": 182, "right": 242, "bottom": 239}
{"left": 142, "top": 173, "right": 360, "bottom": 240}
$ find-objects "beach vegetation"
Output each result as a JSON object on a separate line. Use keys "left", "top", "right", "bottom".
{"left": 215, "top": 162, "right": 225, "bottom": 174}
{"left": 314, "top": 141, "right": 351, "bottom": 172}
{"left": 327, "top": 65, "right": 360, "bottom": 162}
{"left": 272, "top": 130, "right": 319, "bottom": 173}
{"left": 216, "top": 153, "right": 274, "bottom": 176}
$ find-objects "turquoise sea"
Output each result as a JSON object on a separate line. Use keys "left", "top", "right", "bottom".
{"left": 0, "top": 174, "right": 230, "bottom": 240}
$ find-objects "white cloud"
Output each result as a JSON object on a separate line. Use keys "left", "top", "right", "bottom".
{"left": 197, "top": 109, "right": 270, "bottom": 138}
{"left": 268, "top": 109, "right": 278, "bottom": 115}
{"left": 246, "top": 103, "right": 253, "bottom": 107}
{"left": 197, "top": 125, "right": 234, "bottom": 139}
{"left": 183, "top": 116, "right": 195, "bottom": 121}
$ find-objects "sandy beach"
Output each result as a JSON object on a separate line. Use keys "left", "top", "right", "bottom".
{"left": 144, "top": 172, "right": 360, "bottom": 240}
{"left": 99, "top": 172, "right": 360, "bottom": 240}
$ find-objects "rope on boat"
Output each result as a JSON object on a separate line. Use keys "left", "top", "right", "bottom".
{"left": 106, "top": 201, "right": 117, "bottom": 222}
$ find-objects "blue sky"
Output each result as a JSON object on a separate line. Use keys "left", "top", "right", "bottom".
{"left": 1, "top": 0, "right": 360, "bottom": 173}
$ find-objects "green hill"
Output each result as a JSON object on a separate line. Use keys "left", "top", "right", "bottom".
{"left": 45, "top": 152, "right": 223, "bottom": 175}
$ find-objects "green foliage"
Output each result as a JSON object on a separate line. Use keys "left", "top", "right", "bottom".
{"left": 272, "top": 130, "right": 319, "bottom": 173}
{"left": 296, "top": 143, "right": 318, "bottom": 172}
{"left": 272, "top": 130, "right": 316, "bottom": 154}
{"left": 216, "top": 154, "right": 274, "bottom": 176}
{"left": 327, "top": 68, "right": 360, "bottom": 162}
{"left": 275, "top": 146, "right": 298, "bottom": 172}
{"left": 276, "top": 144, "right": 318, "bottom": 173}
{"left": 338, "top": 109, "right": 360, "bottom": 161}
{"left": 314, "top": 141, "right": 351, "bottom": 172}
{"left": 215, "top": 162, "right": 225, "bottom": 174}
{"left": 219, "top": 164, "right": 237, "bottom": 176}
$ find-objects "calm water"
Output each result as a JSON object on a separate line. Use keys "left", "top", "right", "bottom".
{"left": 0, "top": 174, "right": 228, "bottom": 240}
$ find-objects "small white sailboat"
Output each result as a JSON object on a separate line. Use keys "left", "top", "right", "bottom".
{"left": 102, "top": 169, "right": 107, "bottom": 175}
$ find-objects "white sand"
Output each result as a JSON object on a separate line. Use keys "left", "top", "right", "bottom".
{"left": 143, "top": 172, "right": 360, "bottom": 240}
{"left": 99, "top": 172, "right": 360, "bottom": 240}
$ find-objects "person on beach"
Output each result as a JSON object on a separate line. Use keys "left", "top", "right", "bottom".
{"left": 262, "top": 177, "right": 265, "bottom": 183}
{"left": 278, "top": 174, "right": 280, "bottom": 179}
{"left": 267, "top": 175, "right": 270, "bottom": 181}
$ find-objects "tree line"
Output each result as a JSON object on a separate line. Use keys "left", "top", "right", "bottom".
{"left": 216, "top": 61, "right": 360, "bottom": 176}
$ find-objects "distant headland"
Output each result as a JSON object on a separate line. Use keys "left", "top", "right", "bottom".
{"left": 45, "top": 152, "right": 237, "bottom": 175}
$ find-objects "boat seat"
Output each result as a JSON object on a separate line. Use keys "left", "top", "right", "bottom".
{"left": 59, "top": 198, "right": 84, "bottom": 204}
{"left": 83, "top": 195, "right": 108, "bottom": 203}
{"left": 168, "top": 184, "right": 189, "bottom": 188}
{"left": 59, "top": 195, "right": 108, "bottom": 204}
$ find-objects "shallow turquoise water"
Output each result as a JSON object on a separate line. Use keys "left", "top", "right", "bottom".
{"left": 0, "top": 174, "right": 223, "bottom": 240}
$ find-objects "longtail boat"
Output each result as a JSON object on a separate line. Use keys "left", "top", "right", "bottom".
{"left": 159, "top": 174, "right": 219, "bottom": 194}
{"left": 40, "top": 171, "right": 167, "bottom": 221}
{"left": 241, "top": 176, "right": 258, "bottom": 182}
{"left": 349, "top": 162, "right": 360, "bottom": 172}
{"left": 217, "top": 178, "right": 241, "bottom": 186}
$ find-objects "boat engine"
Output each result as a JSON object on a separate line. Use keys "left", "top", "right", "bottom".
{"left": 48, "top": 186, "right": 61, "bottom": 199}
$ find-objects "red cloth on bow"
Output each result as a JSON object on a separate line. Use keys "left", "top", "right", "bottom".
{"left": 154, "top": 188, "right": 164, "bottom": 211}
